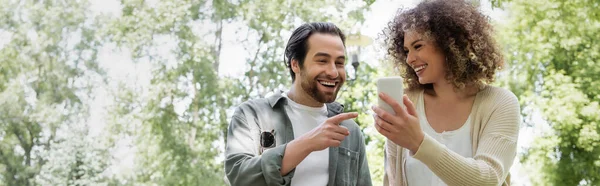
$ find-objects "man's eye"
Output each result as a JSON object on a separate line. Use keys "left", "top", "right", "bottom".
{"left": 415, "top": 44, "right": 422, "bottom": 49}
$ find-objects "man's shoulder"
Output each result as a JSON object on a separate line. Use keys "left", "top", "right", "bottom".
{"left": 338, "top": 118, "right": 366, "bottom": 151}
{"left": 340, "top": 119, "right": 361, "bottom": 133}
{"left": 237, "top": 98, "right": 270, "bottom": 108}
{"left": 233, "top": 98, "right": 273, "bottom": 117}
{"left": 327, "top": 102, "right": 360, "bottom": 132}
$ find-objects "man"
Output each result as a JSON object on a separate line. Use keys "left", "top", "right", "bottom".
{"left": 224, "top": 22, "right": 372, "bottom": 186}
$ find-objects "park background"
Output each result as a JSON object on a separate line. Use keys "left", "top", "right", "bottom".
{"left": 0, "top": 0, "right": 599, "bottom": 185}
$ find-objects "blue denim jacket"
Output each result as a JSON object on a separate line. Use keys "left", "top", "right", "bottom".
{"left": 225, "top": 93, "right": 372, "bottom": 186}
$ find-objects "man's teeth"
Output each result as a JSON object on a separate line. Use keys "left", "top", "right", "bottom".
{"left": 414, "top": 65, "right": 427, "bottom": 72}
{"left": 319, "top": 81, "right": 336, "bottom": 86}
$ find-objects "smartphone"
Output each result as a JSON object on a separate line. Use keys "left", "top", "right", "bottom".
{"left": 376, "top": 76, "right": 405, "bottom": 114}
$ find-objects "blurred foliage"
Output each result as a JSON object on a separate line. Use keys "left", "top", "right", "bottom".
{"left": 497, "top": 0, "right": 600, "bottom": 185}
{"left": 0, "top": 0, "right": 108, "bottom": 185}
{"left": 2, "top": 0, "right": 599, "bottom": 185}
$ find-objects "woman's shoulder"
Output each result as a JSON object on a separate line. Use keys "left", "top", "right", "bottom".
{"left": 475, "top": 86, "right": 521, "bottom": 136}
{"left": 477, "top": 85, "right": 519, "bottom": 109}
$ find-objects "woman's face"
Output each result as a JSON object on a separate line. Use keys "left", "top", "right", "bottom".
{"left": 403, "top": 31, "right": 447, "bottom": 85}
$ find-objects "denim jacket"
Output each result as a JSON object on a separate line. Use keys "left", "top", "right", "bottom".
{"left": 224, "top": 93, "right": 372, "bottom": 186}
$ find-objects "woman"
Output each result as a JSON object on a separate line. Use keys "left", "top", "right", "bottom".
{"left": 372, "top": 0, "right": 521, "bottom": 185}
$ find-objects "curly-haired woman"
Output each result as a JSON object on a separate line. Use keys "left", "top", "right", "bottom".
{"left": 371, "top": 0, "right": 521, "bottom": 185}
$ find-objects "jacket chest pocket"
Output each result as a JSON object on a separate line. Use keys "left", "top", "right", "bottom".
{"left": 337, "top": 147, "right": 359, "bottom": 186}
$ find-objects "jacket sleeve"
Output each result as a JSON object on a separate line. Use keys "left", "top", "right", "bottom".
{"left": 224, "top": 107, "right": 295, "bottom": 186}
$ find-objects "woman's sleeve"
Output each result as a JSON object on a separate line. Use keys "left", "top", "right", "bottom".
{"left": 384, "top": 139, "right": 399, "bottom": 186}
{"left": 411, "top": 90, "right": 520, "bottom": 186}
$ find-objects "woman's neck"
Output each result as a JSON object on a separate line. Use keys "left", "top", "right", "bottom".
{"left": 426, "top": 82, "right": 478, "bottom": 102}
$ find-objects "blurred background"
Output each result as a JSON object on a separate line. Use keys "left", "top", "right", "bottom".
{"left": 0, "top": 0, "right": 598, "bottom": 185}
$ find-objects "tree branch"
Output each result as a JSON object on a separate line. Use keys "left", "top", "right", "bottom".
{"left": 213, "top": 19, "right": 224, "bottom": 72}
{"left": 245, "top": 36, "right": 264, "bottom": 99}
{"left": 25, "top": 121, "right": 35, "bottom": 166}
{"left": 0, "top": 145, "right": 17, "bottom": 185}
{"left": 10, "top": 123, "right": 28, "bottom": 153}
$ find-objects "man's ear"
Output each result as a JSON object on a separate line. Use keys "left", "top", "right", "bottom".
{"left": 291, "top": 59, "right": 300, "bottom": 74}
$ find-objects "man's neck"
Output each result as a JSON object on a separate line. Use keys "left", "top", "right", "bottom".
{"left": 287, "top": 83, "right": 324, "bottom": 108}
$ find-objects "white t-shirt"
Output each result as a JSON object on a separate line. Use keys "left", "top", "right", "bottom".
{"left": 406, "top": 92, "right": 473, "bottom": 186}
{"left": 283, "top": 93, "right": 329, "bottom": 186}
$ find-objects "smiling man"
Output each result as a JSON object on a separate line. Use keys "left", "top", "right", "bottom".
{"left": 225, "top": 22, "right": 372, "bottom": 186}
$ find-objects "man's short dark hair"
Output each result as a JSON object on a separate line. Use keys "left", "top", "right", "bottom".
{"left": 284, "top": 22, "right": 346, "bottom": 82}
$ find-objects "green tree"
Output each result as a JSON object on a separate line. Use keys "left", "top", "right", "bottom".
{"left": 34, "top": 119, "right": 112, "bottom": 185}
{"left": 497, "top": 0, "right": 600, "bottom": 185}
{"left": 0, "top": 0, "right": 107, "bottom": 185}
{"left": 104, "top": 0, "right": 229, "bottom": 184}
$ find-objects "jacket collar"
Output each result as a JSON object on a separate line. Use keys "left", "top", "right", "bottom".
{"left": 267, "top": 91, "right": 344, "bottom": 114}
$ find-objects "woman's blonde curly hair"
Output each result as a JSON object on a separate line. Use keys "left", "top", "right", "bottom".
{"left": 384, "top": 0, "right": 504, "bottom": 91}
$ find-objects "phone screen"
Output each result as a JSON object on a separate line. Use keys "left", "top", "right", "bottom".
{"left": 376, "top": 76, "right": 404, "bottom": 114}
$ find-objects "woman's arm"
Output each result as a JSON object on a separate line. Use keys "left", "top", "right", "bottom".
{"left": 412, "top": 90, "right": 520, "bottom": 186}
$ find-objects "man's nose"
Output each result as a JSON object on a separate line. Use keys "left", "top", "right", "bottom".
{"left": 325, "top": 62, "right": 339, "bottom": 79}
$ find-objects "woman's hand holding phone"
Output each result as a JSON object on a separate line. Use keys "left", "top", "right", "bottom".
{"left": 373, "top": 77, "right": 424, "bottom": 153}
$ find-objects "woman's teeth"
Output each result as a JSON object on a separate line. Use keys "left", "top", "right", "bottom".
{"left": 414, "top": 64, "right": 427, "bottom": 72}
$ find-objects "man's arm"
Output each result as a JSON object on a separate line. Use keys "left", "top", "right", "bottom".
{"left": 280, "top": 138, "right": 312, "bottom": 175}
{"left": 224, "top": 108, "right": 295, "bottom": 186}
{"left": 280, "top": 112, "right": 359, "bottom": 175}
{"left": 225, "top": 107, "right": 357, "bottom": 185}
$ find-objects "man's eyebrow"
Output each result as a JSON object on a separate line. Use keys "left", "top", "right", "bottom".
{"left": 313, "top": 52, "right": 344, "bottom": 60}
{"left": 313, "top": 52, "right": 331, "bottom": 58}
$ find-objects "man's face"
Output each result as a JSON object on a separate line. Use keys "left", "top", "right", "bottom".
{"left": 293, "top": 33, "right": 346, "bottom": 103}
